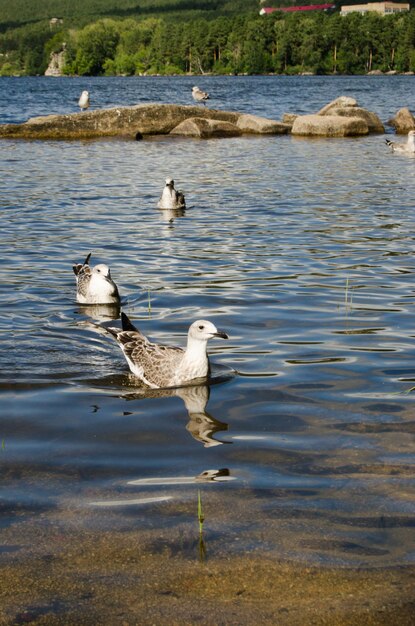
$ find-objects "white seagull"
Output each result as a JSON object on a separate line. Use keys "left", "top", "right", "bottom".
{"left": 192, "top": 86, "right": 209, "bottom": 105}
{"left": 107, "top": 312, "right": 228, "bottom": 389}
{"left": 78, "top": 90, "right": 90, "bottom": 112}
{"left": 73, "top": 253, "right": 120, "bottom": 305}
{"left": 157, "top": 178, "right": 186, "bottom": 210}
{"left": 385, "top": 130, "right": 415, "bottom": 154}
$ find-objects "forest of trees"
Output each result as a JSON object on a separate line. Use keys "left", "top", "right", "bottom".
{"left": 1, "top": 2, "right": 415, "bottom": 76}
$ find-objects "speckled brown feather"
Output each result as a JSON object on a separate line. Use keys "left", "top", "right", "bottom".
{"left": 109, "top": 327, "right": 185, "bottom": 388}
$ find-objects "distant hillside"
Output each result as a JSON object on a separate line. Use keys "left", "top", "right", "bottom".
{"left": 1, "top": 0, "right": 415, "bottom": 77}
{"left": 2, "top": 0, "right": 414, "bottom": 33}
{"left": 0, "top": 0, "right": 258, "bottom": 32}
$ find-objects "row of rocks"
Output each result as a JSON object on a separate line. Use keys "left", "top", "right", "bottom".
{"left": 0, "top": 104, "right": 290, "bottom": 140}
{"left": 0, "top": 97, "right": 412, "bottom": 140}
{"left": 171, "top": 113, "right": 290, "bottom": 138}
{"left": 284, "top": 96, "right": 385, "bottom": 137}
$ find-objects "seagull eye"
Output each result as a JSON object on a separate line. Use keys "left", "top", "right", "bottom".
{"left": 198, "top": 325, "right": 204, "bottom": 330}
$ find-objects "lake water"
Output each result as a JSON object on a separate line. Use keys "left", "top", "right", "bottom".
{"left": 1, "top": 75, "right": 415, "bottom": 575}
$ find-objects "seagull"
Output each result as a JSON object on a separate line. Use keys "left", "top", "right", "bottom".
{"left": 385, "top": 130, "right": 415, "bottom": 154}
{"left": 192, "top": 86, "right": 209, "bottom": 105}
{"left": 73, "top": 252, "right": 120, "bottom": 305}
{"left": 78, "top": 90, "right": 90, "bottom": 111}
{"left": 107, "top": 312, "right": 228, "bottom": 389}
{"left": 157, "top": 178, "right": 186, "bottom": 210}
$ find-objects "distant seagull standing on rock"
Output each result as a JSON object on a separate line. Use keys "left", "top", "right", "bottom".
{"left": 158, "top": 178, "right": 186, "bottom": 210}
{"left": 73, "top": 252, "right": 120, "bottom": 305}
{"left": 385, "top": 130, "right": 415, "bottom": 154}
{"left": 78, "top": 90, "right": 90, "bottom": 111}
{"left": 192, "top": 86, "right": 209, "bottom": 105}
{"left": 107, "top": 312, "right": 228, "bottom": 389}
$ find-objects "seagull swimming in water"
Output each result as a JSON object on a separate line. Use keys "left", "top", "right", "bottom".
{"left": 107, "top": 312, "right": 228, "bottom": 389}
{"left": 78, "top": 90, "right": 90, "bottom": 111}
{"left": 192, "top": 86, "right": 209, "bottom": 105}
{"left": 73, "top": 253, "right": 120, "bottom": 305}
{"left": 385, "top": 130, "right": 415, "bottom": 154}
{"left": 157, "top": 178, "right": 186, "bottom": 210}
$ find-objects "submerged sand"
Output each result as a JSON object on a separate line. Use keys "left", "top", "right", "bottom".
{"left": 1, "top": 497, "right": 414, "bottom": 626}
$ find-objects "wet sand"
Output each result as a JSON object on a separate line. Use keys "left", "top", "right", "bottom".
{"left": 1, "top": 500, "right": 414, "bottom": 626}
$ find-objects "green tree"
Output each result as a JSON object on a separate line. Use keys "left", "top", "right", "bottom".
{"left": 73, "top": 20, "right": 119, "bottom": 75}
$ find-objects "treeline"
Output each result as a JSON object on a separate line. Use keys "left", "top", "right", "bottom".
{"left": 0, "top": 0, "right": 258, "bottom": 31}
{"left": 1, "top": 10, "right": 415, "bottom": 76}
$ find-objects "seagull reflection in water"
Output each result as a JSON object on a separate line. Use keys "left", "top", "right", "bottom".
{"left": 177, "top": 384, "right": 230, "bottom": 448}
{"left": 90, "top": 465, "right": 233, "bottom": 506}
{"left": 89, "top": 382, "right": 234, "bottom": 508}
{"left": 121, "top": 381, "right": 231, "bottom": 448}
{"left": 159, "top": 206, "right": 186, "bottom": 225}
{"left": 75, "top": 303, "right": 120, "bottom": 322}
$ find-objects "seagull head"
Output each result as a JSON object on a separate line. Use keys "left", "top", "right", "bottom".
{"left": 92, "top": 263, "right": 112, "bottom": 282}
{"left": 165, "top": 178, "right": 174, "bottom": 187}
{"left": 188, "top": 320, "right": 229, "bottom": 342}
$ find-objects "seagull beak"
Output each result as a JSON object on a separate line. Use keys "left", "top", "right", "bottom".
{"left": 214, "top": 330, "right": 229, "bottom": 340}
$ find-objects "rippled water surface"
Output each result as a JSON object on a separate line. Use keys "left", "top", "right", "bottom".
{"left": 1, "top": 75, "right": 415, "bottom": 569}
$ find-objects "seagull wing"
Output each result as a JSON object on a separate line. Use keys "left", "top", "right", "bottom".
{"left": 73, "top": 252, "right": 91, "bottom": 276}
{"left": 111, "top": 329, "right": 184, "bottom": 387}
{"left": 129, "top": 340, "right": 184, "bottom": 387}
{"left": 75, "top": 265, "right": 92, "bottom": 298}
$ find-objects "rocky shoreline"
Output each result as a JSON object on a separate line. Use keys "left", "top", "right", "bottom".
{"left": 0, "top": 97, "right": 413, "bottom": 140}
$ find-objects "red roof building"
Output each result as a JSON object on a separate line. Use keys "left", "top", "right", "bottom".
{"left": 260, "top": 4, "right": 335, "bottom": 14}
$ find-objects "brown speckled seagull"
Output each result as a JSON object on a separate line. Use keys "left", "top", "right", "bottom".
{"left": 192, "top": 86, "right": 209, "bottom": 105}
{"left": 385, "top": 130, "right": 415, "bottom": 154}
{"left": 107, "top": 312, "right": 228, "bottom": 389}
{"left": 157, "top": 178, "right": 186, "bottom": 210}
{"left": 73, "top": 253, "right": 120, "bottom": 305}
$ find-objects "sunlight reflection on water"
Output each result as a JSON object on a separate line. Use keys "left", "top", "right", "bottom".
{"left": 1, "top": 76, "right": 415, "bottom": 567}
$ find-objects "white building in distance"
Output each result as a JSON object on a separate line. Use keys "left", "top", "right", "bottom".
{"left": 340, "top": 2, "right": 409, "bottom": 15}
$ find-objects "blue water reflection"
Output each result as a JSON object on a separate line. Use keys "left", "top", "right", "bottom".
{"left": 1, "top": 75, "right": 415, "bottom": 567}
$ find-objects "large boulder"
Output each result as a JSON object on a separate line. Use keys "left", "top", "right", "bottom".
{"left": 0, "top": 104, "right": 240, "bottom": 140}
{"left": 387, "top": 107, "right": 415, "bottom": 134}
{"left": 322, "top": 106, "right": 384, "bottom": 133}
{"left": 236, "top": 113, "right": 290, "bottom": 134}
{"left": 291, "top": 114, "right": 369, "bottom": 137}
{"left": 318, "top": 96, "right": 384, "bottom": 133}
{"left": 0, "top": 103, "right": 288, "bottom": 141}
{"left": 317, "top": 96, "right": 358, "bottom": 115}
{"left": 170, "top": 117, "right": 242, "bottom": 138}
{"left": 287, "top": 96, "right": 382, "bottom": 136}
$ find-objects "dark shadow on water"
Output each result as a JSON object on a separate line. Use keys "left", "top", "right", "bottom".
{"left": 13, "top": 600, "right": 68, "bottom": 626}
{"left": 301, "top": 538, "right": 389, "bottom": 557}
{"left": 0, "top": 500, "right": 56, "bottom": 530}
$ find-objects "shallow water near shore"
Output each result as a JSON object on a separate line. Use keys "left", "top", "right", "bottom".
{"left": 1, "top": 75, "right": 415, "bottom": 622}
